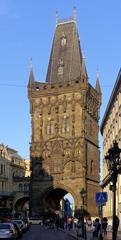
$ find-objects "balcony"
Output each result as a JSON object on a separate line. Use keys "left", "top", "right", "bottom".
{"left": 0, "top": 191, "right": 15, "bottom": 197}
{"left": 13, "top": 176, "right": 30, "bottom": 182}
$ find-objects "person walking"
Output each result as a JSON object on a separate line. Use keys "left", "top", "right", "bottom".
{"left": 93, "top": 218, "right": 101, "bottom": 238}
{"left": 113, "top": 215, "right": 119, "bottom": 239}
{"left": 102, "top": 217, "right": 108, "bottom": 235}
{"left": 86, "top": 216, "right": 94, "bottom": 240}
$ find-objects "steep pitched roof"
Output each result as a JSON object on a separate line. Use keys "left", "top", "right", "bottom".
{"left": 46, "top": 18, "right": 84, "bottom": 83}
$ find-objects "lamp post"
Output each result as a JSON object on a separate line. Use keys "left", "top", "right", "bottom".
{"left": 105, "top": 141, "right": 121, "bottom": 240}
{"left": 80, "top": 188, "right": 86, "bottom": 239}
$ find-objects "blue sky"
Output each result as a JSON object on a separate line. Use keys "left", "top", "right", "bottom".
{"left": 0, "top": 0, "right": 121, "bottom": 162}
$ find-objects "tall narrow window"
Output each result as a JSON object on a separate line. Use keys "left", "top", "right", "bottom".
{"left": 62, "top": 116, "right": 69, "bottom": 133}
{"left": 90, "top": 160, "right": 93, "bottom": 174}
{"left": 19, "top": 183, "right": 23, "bottom": 192}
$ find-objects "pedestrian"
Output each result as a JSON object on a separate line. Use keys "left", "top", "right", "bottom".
{"left": 86, "top": 216, "right": 94, "bottom": 240}
{"left": 102, "top": 217, "right": 108, "bottom": 235}
{"left": 77, "top": 219, "right": 82, "bottom": 237}
{"left": 55, "top": 215, "right": 60, "bottom": 229}
{"left": 67, "top": 217, "right": 72, "bottom": 230}
{"left": 93, "top": 218, "right": 100, "bottom": 238}
{"left": 113, "top": 215, "right": 119, "bottom": 239}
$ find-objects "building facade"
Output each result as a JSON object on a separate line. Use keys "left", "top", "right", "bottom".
{"left": 101, "top": 69, "right": 121, "bottom": 223}
{"left": 0, "top": 144, "right": 30, "bottom": 214}
{"left": 28, "top": 13, "right": 101, "bottom": 217}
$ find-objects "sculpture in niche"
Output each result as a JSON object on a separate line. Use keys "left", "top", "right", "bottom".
{"left": 58, "top": 59, "right": 64, "bottom": 76}
{"left": 64, "top": 148, "right": 71, "bottom": 159}
{"left": 61, "top": 32, "right": 67, "bottom": 47}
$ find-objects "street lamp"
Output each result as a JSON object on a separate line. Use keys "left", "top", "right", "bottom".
{"left": 80, "top": 188, "right": 86, "bottom": 238}
{"left": 105, "top": 141, "right": 121, "bottom": 240}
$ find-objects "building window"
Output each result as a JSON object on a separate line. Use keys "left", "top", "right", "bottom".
{"left": 62, "top": 116, "right": 69, "bottom": 133}
{"left": 47, "top": 119, "right": 54, "bottom": 135}
{"left": 19, "top": 183, "right": 23, "bottom": 192}
{"left": 90, "top": 160, "right": 93, "bottom": 174}
{"left": 24, "top": 183, "right": 28, "bottom": 192}
{"left": 0, "top": 164, "right": 3, "bottom": 175}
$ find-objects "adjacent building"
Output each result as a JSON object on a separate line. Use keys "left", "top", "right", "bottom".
{"left": 101, "top": 69, "right": 121, "bottom": 223}
{"left": 0, "top": 144, "right": 30, "bottom": 213}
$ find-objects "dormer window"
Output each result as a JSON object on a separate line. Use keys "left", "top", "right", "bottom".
{"left": 61, "top": 32, "right": 67, "bottom": 47}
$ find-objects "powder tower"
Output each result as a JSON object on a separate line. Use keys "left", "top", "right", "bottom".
{"left": 28, "top": 13, "right": 102, "bottom": 217}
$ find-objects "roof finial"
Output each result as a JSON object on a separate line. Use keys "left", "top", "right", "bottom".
{"left": 96, "top": 67, "right": 99, "bottom": 80}
{"left": 73, "top": 6, "right": 76, "bottom": 22}
{"left": 95, "top": 68, "right": 102, "bottom": 98}
{"left": 28, "top": 57, "right": 35, "bottom": 86}
{"left": 30, "top": 57, "right": 33, "bottom": 70}
{"left": 56, "top": 11, "right": 59, "bottom": 26}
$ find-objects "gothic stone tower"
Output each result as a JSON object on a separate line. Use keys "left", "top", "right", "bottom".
{"left": 28, "top": 14, "right": 102, "bottom": 217}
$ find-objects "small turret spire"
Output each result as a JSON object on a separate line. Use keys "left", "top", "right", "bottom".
{"left": 73, "top": 6, "right": 76, "bottom": 22}
{"left": 81, "top": 49, "right": 88, "bottom": 86}
{"left": 95, "top": 69, "right": 102, "bottom": 105}
{"left": 95, "top": 69, "right": 102, "bottom": 95}
{"left": 56, "top": 11, "right": 59, "bottom": 26}
{"left": 28, "top": 58, "right": 35, "bottom": 87}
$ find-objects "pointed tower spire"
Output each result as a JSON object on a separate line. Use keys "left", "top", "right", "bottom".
{"left": 28, "top": 58, "right": 35, "bottom": 87}
{"left": 81, "top": 49, "right": 88, "bottom": 87}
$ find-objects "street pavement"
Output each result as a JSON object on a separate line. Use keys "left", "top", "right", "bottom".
{"left": 21, "top": 224, "right": 121, "bottom": 240}
{"left": 61, "top": 227, "right": 121, "bottom": 240}
{"left": 21, "top": 224, "right": 76, "bottom": 240}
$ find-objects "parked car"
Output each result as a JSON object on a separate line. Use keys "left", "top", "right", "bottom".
{"left": 22, "top": 218, "right": 30, "bottom": 231}
{"left": 0, "top": 222, "right": 17, "bottom": 239}
{"left": 11, "top": 221, "right": 23, "bottom": 238}
{"left": 12, "top": 219, "right": 26, "bottom": 233}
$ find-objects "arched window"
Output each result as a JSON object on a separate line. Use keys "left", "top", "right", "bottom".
{"left": 19, "top": 183, "right": 23, "bottom": 192}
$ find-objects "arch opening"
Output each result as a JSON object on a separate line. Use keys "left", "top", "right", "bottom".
{"left": 42, "top": 187, "right": 75, "bottom": 219}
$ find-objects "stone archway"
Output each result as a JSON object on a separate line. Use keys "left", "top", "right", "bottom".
{"left": 39, "top": 184, "right": 79, "bottom": 215}
{"left": 14, "top": 197, "right": 29, "bottom": 217}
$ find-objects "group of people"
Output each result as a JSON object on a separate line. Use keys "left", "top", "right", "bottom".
{"left": 76, "top": 216, "right": 107, "bottom": 239}
{"left": 43, "top": 214, "right": 120, "bottom": 239}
